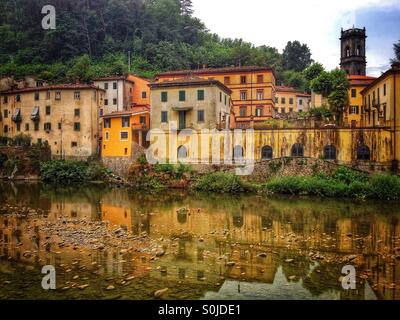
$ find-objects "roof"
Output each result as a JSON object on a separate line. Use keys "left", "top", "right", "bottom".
{"left": 347, "top": 75, "right": 376, "bottom": 86}
{"left": 156, "top": 66, "right": 275, "bottom": 78}
{"left": 149, "top": 76, "right": 232, "bottom": 94}
{"left": 93, "top": 75, "right": 135, "bottom": 83}
{"left": 1, "top": 84, "right": 105, "bottom": 95}
{"left": 276, "top": 86, "right": 310, "bottom": 97}
{"left": 101, "top": 109, "right": 149, "bottom": 119}
{"left": 360, "top": 64, "right": 400, "bottom": 94}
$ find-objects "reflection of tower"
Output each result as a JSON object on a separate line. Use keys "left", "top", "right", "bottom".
{"left": 340, "top": 27, "right": 367, "bottom": 75}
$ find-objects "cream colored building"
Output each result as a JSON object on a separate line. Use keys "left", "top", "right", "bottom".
{"left": 0, "top": 84, "right": 104, "bottom": 159}
{"left": 149, "top": 77, "right": 232, "bottom": 131}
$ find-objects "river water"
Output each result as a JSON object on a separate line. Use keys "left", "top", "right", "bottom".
{"left": 0, "top": 182, "right": 399, "bottom": 300}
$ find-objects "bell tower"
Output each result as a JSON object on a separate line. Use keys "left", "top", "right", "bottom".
{"left": 340, "top": 27, "right": 367, "bottom": 75}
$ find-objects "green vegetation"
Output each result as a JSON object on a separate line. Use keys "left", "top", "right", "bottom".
{"left": 153, "top": 162, "right": 193, "bottom": 179}
{"left": 0, "top": 0, "right": 312, "bottom": 88}
{"left": 40, "top": 160, "right": 107, "bottom": 184}
{"left": 194, "top": 172, "right": 254, "bottom": 194}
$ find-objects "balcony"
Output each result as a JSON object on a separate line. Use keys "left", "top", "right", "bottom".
{"left": 131, "top": 123, "right": 148, "bottom": 131}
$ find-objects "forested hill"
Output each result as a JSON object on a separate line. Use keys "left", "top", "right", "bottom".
{"left": 0, "top": 0, "right": 314, "bottom": 88}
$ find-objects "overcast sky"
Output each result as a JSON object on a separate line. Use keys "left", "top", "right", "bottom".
{"left": 191, "top": 0, "right": 400, "bottom": 76}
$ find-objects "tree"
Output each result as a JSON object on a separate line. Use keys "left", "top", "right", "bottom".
{"left": 281, "top": 70, "right": 307, "bottom": 91}
{"left": 310, "top": 68, "right": 350, "bottom": 124}
{"left": 391, "top": 40, "right": 400, "bottom": 64}
{"left": 303, "top": 63, "right": 325, "bottom": 81}
{"left": 282, "top": 41, "right": 313, "bottom": 72}
{"left": 67, "top": 54, "right": 94, "bottom": 83}
{"left": 180, "top": 0, "right": 194, "bottom": 15}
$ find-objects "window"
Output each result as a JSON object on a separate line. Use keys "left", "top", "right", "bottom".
{"left": 240, "top": 76, "right": 247, "bottom": 84}
{"left": 299, "top": 99, "right": 303, "bottom": 105}
{"left": 240, "top": 91, "right": 247, "bottom": 101}
{"left": 357, "top": 144, "right": 370, "bottom": 161}
{"left": 3, "top": 125, "right": 8, "bottom": 133}
{"left": 46, "top": 91, "right": 50, "bottom": 100}
{"left": 46, "top": 106, "right": 51, "bottom": 115}
{"left": 281, "top": 108, "right": 286, "bottom": 113}
{"left": 74, "top": 122, "right": 81, "bottom": 131}
{"left": 99, "top": 109, "right": 103, "bottom": 117}
{"left": 225, "top": 95, "right": 227, "bottom": 105}
{"left": 161, "top": 111, "right": 168, "bottom": 123}
{"left": 58, "top": 122, "right": 62, "bottom": 130}
{"left": 3, "top": 96, "right": 8, "bottom": 104}
{"left": 240, "top": 107, "right": 247, "bottom": 117}
{"left": 25, "top": 123, "right": 29, "bottom": 131}
{"left": 179, "top": 90, "right": 186, "bottom": 101}
{"left": 113, "top": 82, "right": 117, "bottom": 90}
{"left": 161, "top": 92, "right": 168, "bottom": 102}
{"left": 324, "top": 145, "right": 336, "bottom": 160}
{"left": 233, "top": 146, "right": 244, "bottom": 162}
{"left": 104, "top": 83, "right": 109, "bottom": 90}
{"left": 74, "top": 109, "right": 80, "bottom": 117}
{"left": 220, "top": 92, "right": 222, "bottom": 102}
{"left": 349, "top": 106, "right": 359, "bottom": 114}
{"left": 34, "top": 122, "right": 39, "bottom": 131}
{"left": 275, "top": 97, "right": 278, "bottom": 103}
{"left": 44, "top": 123, "right": 51, "bottom": 131}
{"left": 197, "top": 90, "right": 205, "bottom": 101}
{"left": 142, "top": 91, "right": 147, "bottom": 99}
{"left": 383, "top": 84, "right": 386, "bottom": 96}
{"left": 257, "top": 75, "right": 264, "bottom": 83}
{"left": 177, "top": 145, "right": 188, "bottom": 160}
{"left": 105, "top": 99, "right": 109, "bottom": 106}
{"left": 261, "top": 146, "right": 273, "bottom": 160}
{"left": 256, "top": 107, "right": 263, "bottom": 117}
{"left": 140, "top": 116, "right": 146, "bottom": 124}
{"left": 281, "top": 98, "right": 286, "bottom": 104}
{"left": 74, "top": 91, "right": 80, "bottom": 100}
{"left": 256, "top": 90, "right": 264, "bottom": 100}
{"left": 224, "top": 77, "right": 230, "bottom": 84}
{"left": 104, "top": 118, "right": 111, "bottom": 128}
{"left": 289, "top": 108, "right": 293, "bottom": 113}
{"left": 105, "top": 132, "right": 109, "bottom": 141}
{"left": 16, "top": 123, "right": 21, "bottom": 132}
{"left": 113, "top": 98, "right": 117, "bottom": 105}
{"left": 197, "top": 110, "right": 205, "bottom": 122}
{"left": 122, "top": 116, "right": 130, "bottom": 128}
{"left": 350, "top": 89, "right": 357, "bottom": 98}
{"left": 55, "top": 91, "right": 61, "bottom": 100}
{"left": 289, "top": 98, "right": 294, "bottom": 105}
{"left": 16, "top": 95, "right": 21, "bottom": 102}
{"left": 291, "top": 143, "right": 304, "bottom": 157}
{"left": 71, "top": 142, "right": 78, "bottom": 148}
{"left": 120, "top": 131, "right": 129, "bottom": 140}
{"left": 124, "top": 148, "right": 128, "bottom": 155}
{"left": 34, "top": 92, "right": 40, "bottom": 101}
{"left": 4, "top": 110, "right": 8, "bottom": 118}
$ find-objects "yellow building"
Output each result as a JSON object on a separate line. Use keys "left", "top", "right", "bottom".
{"left": 155, "top": 66, "right": 276, "bottom": 129}
{"left": 343, "top": 75, "right": 376, "bottom": 128}
{"left": 360, "top": 63, "right": 400, "bottom": 164}
{"left": 275, "top": 86, "right": 311, "bottom": 115}
{"left": 101, "top": 108, "right": 150, "bottom": 158}
{"left": 149, "top": 76, "right": 232, "bottom": 132}
{"left": 0, "top": 84, "right": 104, "bottom": 159}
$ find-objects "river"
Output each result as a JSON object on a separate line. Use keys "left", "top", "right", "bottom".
{"left": 0, "top": 182, "right": 399, "bottom": 300}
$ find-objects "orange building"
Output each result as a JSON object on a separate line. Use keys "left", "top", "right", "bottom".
{"left": 344, "top": 75, "right": 376, "bottom": 127}
{"left": 155, "top": 66, "right": 276, "bottom": 129}
{"left": 275, "top": 86, "right": 311, "bottom": 115}
{"left": 101, "top": 108, "right": 150, "bottom": 158}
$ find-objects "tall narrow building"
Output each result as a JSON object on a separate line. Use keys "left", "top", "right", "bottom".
{"left": 340, "top": 27, "right": 367, "bottom": 76}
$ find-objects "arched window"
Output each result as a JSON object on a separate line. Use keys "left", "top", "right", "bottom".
{"left": 261, "top": 146, "right": 273, "bottom": 160}
{"left": 177, "top": 145, "right": 188, "bottom": 160}
{"left": 324, "top": 145, "right": 337, "bottom": 160}
{"left": 345, "top": 46, "right": 351, "bottom": 57}
{"left": 357, "top": 144, "right": 370, "bottom": 160}
{"left": 233, "top": 145, "right": 244, "bottom": 162}
{"left": 356, "top": 45, "right": 361, "bottom": 56}
{"left": 291, "top": 143, "right": 304, "bottom": 157}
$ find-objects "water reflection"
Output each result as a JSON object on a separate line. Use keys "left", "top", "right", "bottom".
{"left": 0, "top": 182, "right": 399, "bottom": 300}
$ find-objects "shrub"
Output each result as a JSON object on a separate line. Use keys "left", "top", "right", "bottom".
{"left": 40, "top": 160, "right": 106, "bottom": 184}
{"left": 332, "top": 166, "right": 367, "bottom": 184}
{"left": 194, "top": 172, "right": 251, "bottom": 193}
{"left": 12, "top": 133, "right": 32, "bottom": 147}
{"left": 370, "top": 174, "right": 400, "bottom": 201}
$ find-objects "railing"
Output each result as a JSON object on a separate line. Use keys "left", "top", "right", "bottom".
{"left": 131, "top": 123, "right": 148, "bottom": 131}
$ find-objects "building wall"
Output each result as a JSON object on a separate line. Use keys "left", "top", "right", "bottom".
{"left": 127, "top": 74, "right": 150, "bottom": 107}
{"left": 275, "top": 91, "right": 297, "bottom": 114}
{"left": 93, "top": 80, "right": 130, "bottom": 114}
{"left": 345, "top": 85, "right": 365, "bottom": 127}
{"left": 150, "top": 85, "right": 231, "bottom": 132}
{"left": 102, "top": 113, "right": 150, "bottom": 158}
{"left": 157, "top": 70, "right": 275, "bottom": 128}
{"left": 0, "top": 88, "right": 103, "bottom": 159}
{"left": 297, "top": 96, "right": 311, "bottom": 112}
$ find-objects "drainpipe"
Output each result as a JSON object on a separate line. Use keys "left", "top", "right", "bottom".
{"left": 393, "top": 71, "right": 398, "bottom": 173}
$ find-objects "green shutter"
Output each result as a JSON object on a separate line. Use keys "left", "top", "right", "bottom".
{"left": 161, "top": 92, "right": 168, "bottom": 102}
{"left": 198, "top": 90, "right": 204, "bottom": 101}
{"left": 179, "top": 90, "right": 186, "bottom": 101}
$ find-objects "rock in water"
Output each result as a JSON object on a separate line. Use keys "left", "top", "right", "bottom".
{"left": 154, "top": 288, "right": 169, "bottom": 299}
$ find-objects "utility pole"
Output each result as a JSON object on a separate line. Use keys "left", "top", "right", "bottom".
{"left": 128, "top": 51, "right": 131, "bottom": 72}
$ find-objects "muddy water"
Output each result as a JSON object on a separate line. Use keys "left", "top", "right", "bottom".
{"left": 0, "top": 182, "right": 399, "bottom": 300}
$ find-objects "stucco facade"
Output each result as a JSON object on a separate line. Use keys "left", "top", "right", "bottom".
{"left": 0, "top": 84, "right": 104, "bottom": 159}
